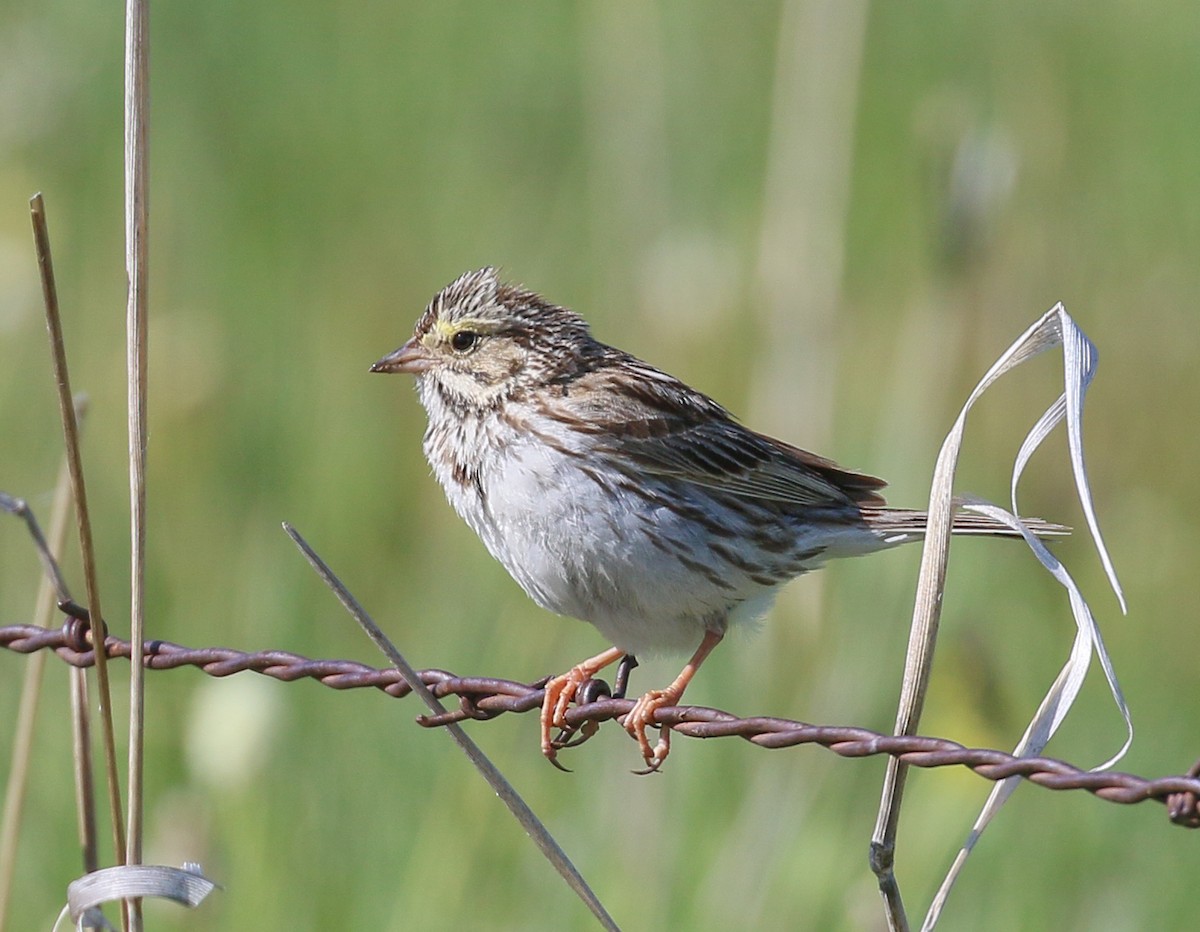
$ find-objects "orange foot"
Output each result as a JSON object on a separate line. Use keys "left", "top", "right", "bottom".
{"left": 623, "top": 687, "right": 682, "bottom": 772}
{"left": 623, "top": 629, "right": 725, "bottom": 773}
{"left": 540, "top": 647, "right": 624, "bottom": 768}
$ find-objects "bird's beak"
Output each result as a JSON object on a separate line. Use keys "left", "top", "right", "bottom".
{"left": 370, "top": 338, "right": 433, "bottom": 375}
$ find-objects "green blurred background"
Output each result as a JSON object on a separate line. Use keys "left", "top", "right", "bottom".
{"left": 2, "top": 1, "right": 1198, "bottom": 929}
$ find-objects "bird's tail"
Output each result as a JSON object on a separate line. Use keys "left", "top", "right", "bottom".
{"left": 860, "top": 506, "right": 1069, "bottom": 545}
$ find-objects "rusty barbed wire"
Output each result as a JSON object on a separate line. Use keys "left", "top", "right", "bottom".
{"left": 3, "top": 620, "right": 1198, "bottom": 826}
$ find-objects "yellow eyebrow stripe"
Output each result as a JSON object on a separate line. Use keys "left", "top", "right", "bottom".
{"left": 429, "top": 318, "right": 501, "bottom": 341}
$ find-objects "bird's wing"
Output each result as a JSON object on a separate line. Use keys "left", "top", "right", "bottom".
{"left": 544, "top": 357, "right": 888, "bottom": 507}
{"left": 618, "top": 419, "right": 887, "bottom": 506}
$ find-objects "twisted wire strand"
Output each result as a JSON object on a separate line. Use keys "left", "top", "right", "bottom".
{"left": 3, "top": 621, "right": 1198, "bottom": 826}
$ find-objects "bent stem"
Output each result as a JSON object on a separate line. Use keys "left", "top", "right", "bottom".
{"left": 283, "top": 523, "right": 621, "bottom": 932}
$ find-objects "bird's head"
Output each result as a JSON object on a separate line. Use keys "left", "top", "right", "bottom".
{"left": 371, "top": 267, "right": 594, "bottom": 410}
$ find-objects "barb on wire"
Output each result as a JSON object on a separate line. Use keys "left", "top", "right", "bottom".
{"left": 2, "top": 621, "right": 1198, "bottom": 826}
{"left": 0, "top": 494, "right": 74, "bottom": 605}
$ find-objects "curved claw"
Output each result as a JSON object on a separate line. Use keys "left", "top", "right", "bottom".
{"left": 558, "top": 720, "right": 601, "bottom": 749}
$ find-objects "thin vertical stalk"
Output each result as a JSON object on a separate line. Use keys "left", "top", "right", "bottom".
{"left": 30, "top": 195, "right": 127, "bottom": 879}
{"left": 123, "top": 5, "right": 150, "bottom": 927}
{"left": 72, "top": 669, "right": 99, "bottom": 876}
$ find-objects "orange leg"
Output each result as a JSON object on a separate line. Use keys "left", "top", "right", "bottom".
{"left": 541, "top": 646, "right": 625, "bottom": 765}
{"left": 624, "top": 629, "right": 724, "bottom": 771}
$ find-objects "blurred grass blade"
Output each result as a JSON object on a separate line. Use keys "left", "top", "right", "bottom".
{"left": 0, "top": 459, "right": 75, "bottom": 931}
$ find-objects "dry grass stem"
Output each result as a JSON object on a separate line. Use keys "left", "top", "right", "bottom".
{"left": 30, "top": 194, "right": 128, "bottom": 876}
{"left": 122, "top": 5, "right": 151, "bottom": 921}
{"left": 284, "top": 523, "right": 621, "bottom": 932}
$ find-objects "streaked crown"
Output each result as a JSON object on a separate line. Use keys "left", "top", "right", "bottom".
{"left": 405, "top": 268, "right": 598, "bottom": 407}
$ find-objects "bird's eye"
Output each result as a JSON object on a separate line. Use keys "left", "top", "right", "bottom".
{"left": 450, "top": 330, "right": 478, "bottom": 353}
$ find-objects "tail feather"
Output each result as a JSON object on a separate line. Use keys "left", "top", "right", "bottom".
{"left": 861, "top": 506, "right": 1069, "bottom": 543}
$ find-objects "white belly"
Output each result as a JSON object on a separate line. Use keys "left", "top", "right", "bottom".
{"left": 433, "top": 426, "right": 796, "bottom": 656}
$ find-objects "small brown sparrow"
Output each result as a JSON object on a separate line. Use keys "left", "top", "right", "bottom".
{"left": 373, "top": 268, "right": 1058, "bottom": 770}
